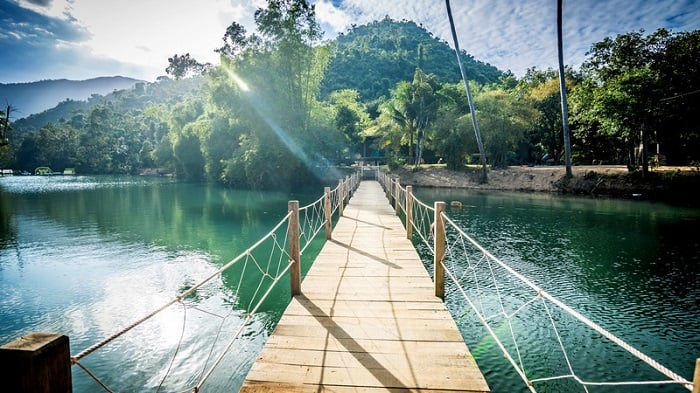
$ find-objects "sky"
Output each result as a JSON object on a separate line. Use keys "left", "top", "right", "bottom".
{"left": 1, "top": 0, "right": 698, "bottom": 83}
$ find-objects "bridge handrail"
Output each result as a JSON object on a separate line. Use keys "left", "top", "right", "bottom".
{"left": 71, "top": 209, "right": 294, "bottom": 365}
{"left": 378, "top": 171, "right": 695, "bottom": 392}
{"left": 441, "top": 211, "right": 693, "bottom": 391}
{"left": 65, "top": 171, "right": 361, "bottom": 392}
{"left": 410, "top": 196, "right": 435, "bottom": 254}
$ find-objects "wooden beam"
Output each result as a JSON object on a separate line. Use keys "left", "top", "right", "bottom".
{"left": 0, "top": 333, "right": 72, "bottom": 393}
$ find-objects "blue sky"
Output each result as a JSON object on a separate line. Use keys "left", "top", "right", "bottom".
{"left": 1, "top": 0, "right": 698, "bottom": 83}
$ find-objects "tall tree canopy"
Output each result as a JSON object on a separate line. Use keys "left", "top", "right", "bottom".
{"left": 5, "top": 14, "right": 699, "bottom": 185}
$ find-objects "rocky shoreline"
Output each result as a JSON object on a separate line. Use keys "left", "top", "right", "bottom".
{"left": 388, "top": 165, "right": 700, "bottom": 206}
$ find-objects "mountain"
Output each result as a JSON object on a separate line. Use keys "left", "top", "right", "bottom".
{"left": 321, "top": 17, "right": 505, "bottom": 102}
{"left": 0, "top": 76, "right": 144, "bottom": 119}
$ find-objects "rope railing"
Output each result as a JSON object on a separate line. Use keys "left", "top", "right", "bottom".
{"left": 440, "top": 212, "right": 693, "bottom": 392}
{"left": 299, "top": 194, "right": 326, "bottom": 255}
{"left": 378, "top": 172, "right": 696, "bottom": 393}
{"left": 410, "top": 195, "right": 435, "bottom": 255}
{"left": 66, "top": 171, "right": 361, "bottom": 392}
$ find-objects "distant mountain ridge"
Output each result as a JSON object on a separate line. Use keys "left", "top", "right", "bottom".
{"left": 0, "top": 76, "right": 144, "bottom": 118}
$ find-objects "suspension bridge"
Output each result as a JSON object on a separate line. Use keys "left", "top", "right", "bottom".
{"left": 241, "top": 179, "right": 489, "bottom": 392}
{"left": 1, "top": 169, "right": 697, "bottom": 392}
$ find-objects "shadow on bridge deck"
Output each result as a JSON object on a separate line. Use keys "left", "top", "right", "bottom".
{"left": 241, "top": 180, "right": 489, "bottom": 392}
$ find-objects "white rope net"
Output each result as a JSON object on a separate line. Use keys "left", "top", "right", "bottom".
{"left": 70, "top": 211, "right": 293, "bottom": 392}
{"left": 70, "top": 174, "right": 360, "bottom": 392}
{"left": 383, "top": 176, "right": 694, "bottom": 393}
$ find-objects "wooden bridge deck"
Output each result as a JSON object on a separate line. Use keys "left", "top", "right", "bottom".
{"left": 241, "top": 180, "right": 490, "bottom": 393}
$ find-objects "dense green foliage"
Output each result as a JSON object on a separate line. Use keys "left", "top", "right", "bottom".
{"left": 1, "top": 1, "right": 698, "bottom": 185}
{"left": 321, "top": 17, "right": 505, "bottom": 102}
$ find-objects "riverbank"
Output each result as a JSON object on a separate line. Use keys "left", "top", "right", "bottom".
{"left": 389, "top": 165, "right": 700, "bottom": 205}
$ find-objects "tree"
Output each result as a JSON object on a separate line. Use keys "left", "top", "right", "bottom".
{"left": 0, "top": 105, "right": 10, "bottom": 147}
{"left": 557, "top": 0, "right": 572, "bottom": 177}
{"left": 166, "top": 53, "right": 205, "bottom": 79}
{"left": 215, "top": 22, "right": 248, "bottom": 59}
{"left": 473, "top": 85, "right": 536, "bottom": 168}
{"left": 378, "top": 69, "right": 440, "bottom": 167}
{"left": 329, "top": 89, "right": 370, "bottom": 157}
{"left": 522, "top": 70, "right": 569, "bottom": 164}
{"left": 445, "top": 0, "right": 487, "bottom": 182}
{"left": 34, "top": 122, "right": 78, "bottom": 171}
{"left": 410, "top": 69, "right": 440, "bottom": 167}
{"left": 254, "top": 0, "right": 324, "bottom": 131}
{"left": 580, "top": 29, "right": 670, "bottom": 173}
{"left": 652, "top": 30, "right": 700, "bottom": 165}
{"left": 431, "top": 83, "right": 473, "bottom": 170}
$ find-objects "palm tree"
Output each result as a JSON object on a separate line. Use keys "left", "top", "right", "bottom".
{"left": 557, "top": 0, "right": 573, "bottom": 177}
{"left": 445, "top": 0, "right": 487, "bottom": 183}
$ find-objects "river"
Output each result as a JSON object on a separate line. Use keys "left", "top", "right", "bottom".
{"left": 0, "top": 176, "right": 697, "bottom": 392}
{"left": 0, "top": 175, "right": 324, "bottom": 391}
{"left": 413, "top": 188, "right": 699, "bottom": 392}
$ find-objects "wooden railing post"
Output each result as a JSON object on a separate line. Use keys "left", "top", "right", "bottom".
{"left": 384, "top": 174, "right": 389, "bottom": 198}
{"left": 288, "top": 200, "right": 301, "bottom": 296}
{"left": 386, "top": 175, "right": 391, "bottom": 199}
{"left": 692, "top": 358, "right": 699, "bottom": 393}
{"left": 434, "top": 201, "right": 446, "bottom": 300}
{"left": 406, "top": 185, "right": 413, "bottom": 240}
{"left": 345, "top": 175, "right": 350, "bottom": 198}
{"left": 394, "top": 176, "right": 400, "bottom": 214}
{"left": 0, "top": 333, "right": 72, "bottom": 393}
{"left": 324, "top": 187, "right": 331, "bottom": 240}
{"left": 338, "top": 179, "right": 344, "bottom": 217}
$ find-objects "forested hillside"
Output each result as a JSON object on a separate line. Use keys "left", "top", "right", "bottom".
{"left": 1, "top": 0, "right": 698, "bottom": 189}
{"left": 321, "top": 17, "right": 504, "bottom": 101}
{"left": 0, "top": 77, "right": 142, "bottom": 117}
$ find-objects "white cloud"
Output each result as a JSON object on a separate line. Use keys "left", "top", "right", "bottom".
{"left": 67, "top": 0, "right": 245, "bottom": 75}
{"left": 17, "top": 0, "right": 68, "bottom": 19}
{"left": 6, "top": 0, "right": 700, "bottom": 82}
{"left": 11, "top": 0, "right": 262, "bottom": 80}
{"left": 321, "top": 0, "right": 700, "bottom": 76}
{"left": 315, "top": 0, "right": 353, "bottom": 36}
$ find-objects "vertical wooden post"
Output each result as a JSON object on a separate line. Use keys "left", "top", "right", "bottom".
{"left": 324, "top": 187, "right": 332, "bottom": 240}
{"left": 394, "top": 176, "right": 400, "bottom": 214}
{"left": 288, "top": 200, "right": 301, "bottom": 297}
{"left": 0, "top": 333, "right": 72, "bottom": 393}
{"left": 406, "top": 185, "right": 413, "bottom": 240}
{"left": 434, "top": 201, "right": 446, "bottom": 300}
{"left": 692, "top": 358, "right": 700, "bottom": 393}
{"left": 386, "top": 175, "right": 390, "bottom": 199}
{"left": 338, "top": 179, "right": 344, "bottom": 217}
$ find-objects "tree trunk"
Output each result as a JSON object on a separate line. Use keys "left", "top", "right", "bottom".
{"left": 641, "top": 125, "right": 649, "bottom": 176}
{"left": 445, "top": 0, "right": 487, "bottom": 183}
{"left": 557, "top": 0, "right": 573, "bottom": 178}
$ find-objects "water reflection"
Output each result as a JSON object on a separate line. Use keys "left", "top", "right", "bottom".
{"left": 0, "top": 175, "right": 321, "bottom": 391}
{"left": 414, "top": 188, "right": 699, "bottom": 392}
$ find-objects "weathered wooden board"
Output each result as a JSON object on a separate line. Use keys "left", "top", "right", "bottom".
{"left": 241, "top": 181, "right": 489, "bottom": 393}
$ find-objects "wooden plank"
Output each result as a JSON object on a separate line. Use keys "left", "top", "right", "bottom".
{"left": 282, "top": 298, "right": 451, "bottom": 319}
{"left": 241, "top": 381, "right": 488, "bottom": 393}
{"left": 242, "top": 181, "right": 489, "bottom": 393}
{"left": 252, "top": 347, "right": 473, "bottom": 369}
{"left": 245, "top": 362, "right": 487, "bottom": 390}
{"left": 263, "top": 335, "right": 476, "bottom": 356}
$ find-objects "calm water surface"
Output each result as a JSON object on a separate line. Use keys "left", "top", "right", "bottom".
{"left": 0, "top": 175, "right": 323, "bottom": 391}
{"left": 414, "top": 188, "right": 699, "bottom": 393}
{"left": 1, "top": 177, "right": 698, "bottom": 392}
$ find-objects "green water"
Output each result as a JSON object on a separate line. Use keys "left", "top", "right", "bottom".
{"left": 0, "top": 175, "right": 325, "bottom": 391}
{"left": 413, "top": 188, "right": 699, "bottom": 393}
{"left": 1, "top": 177, "right": 697, "bottom": 392}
